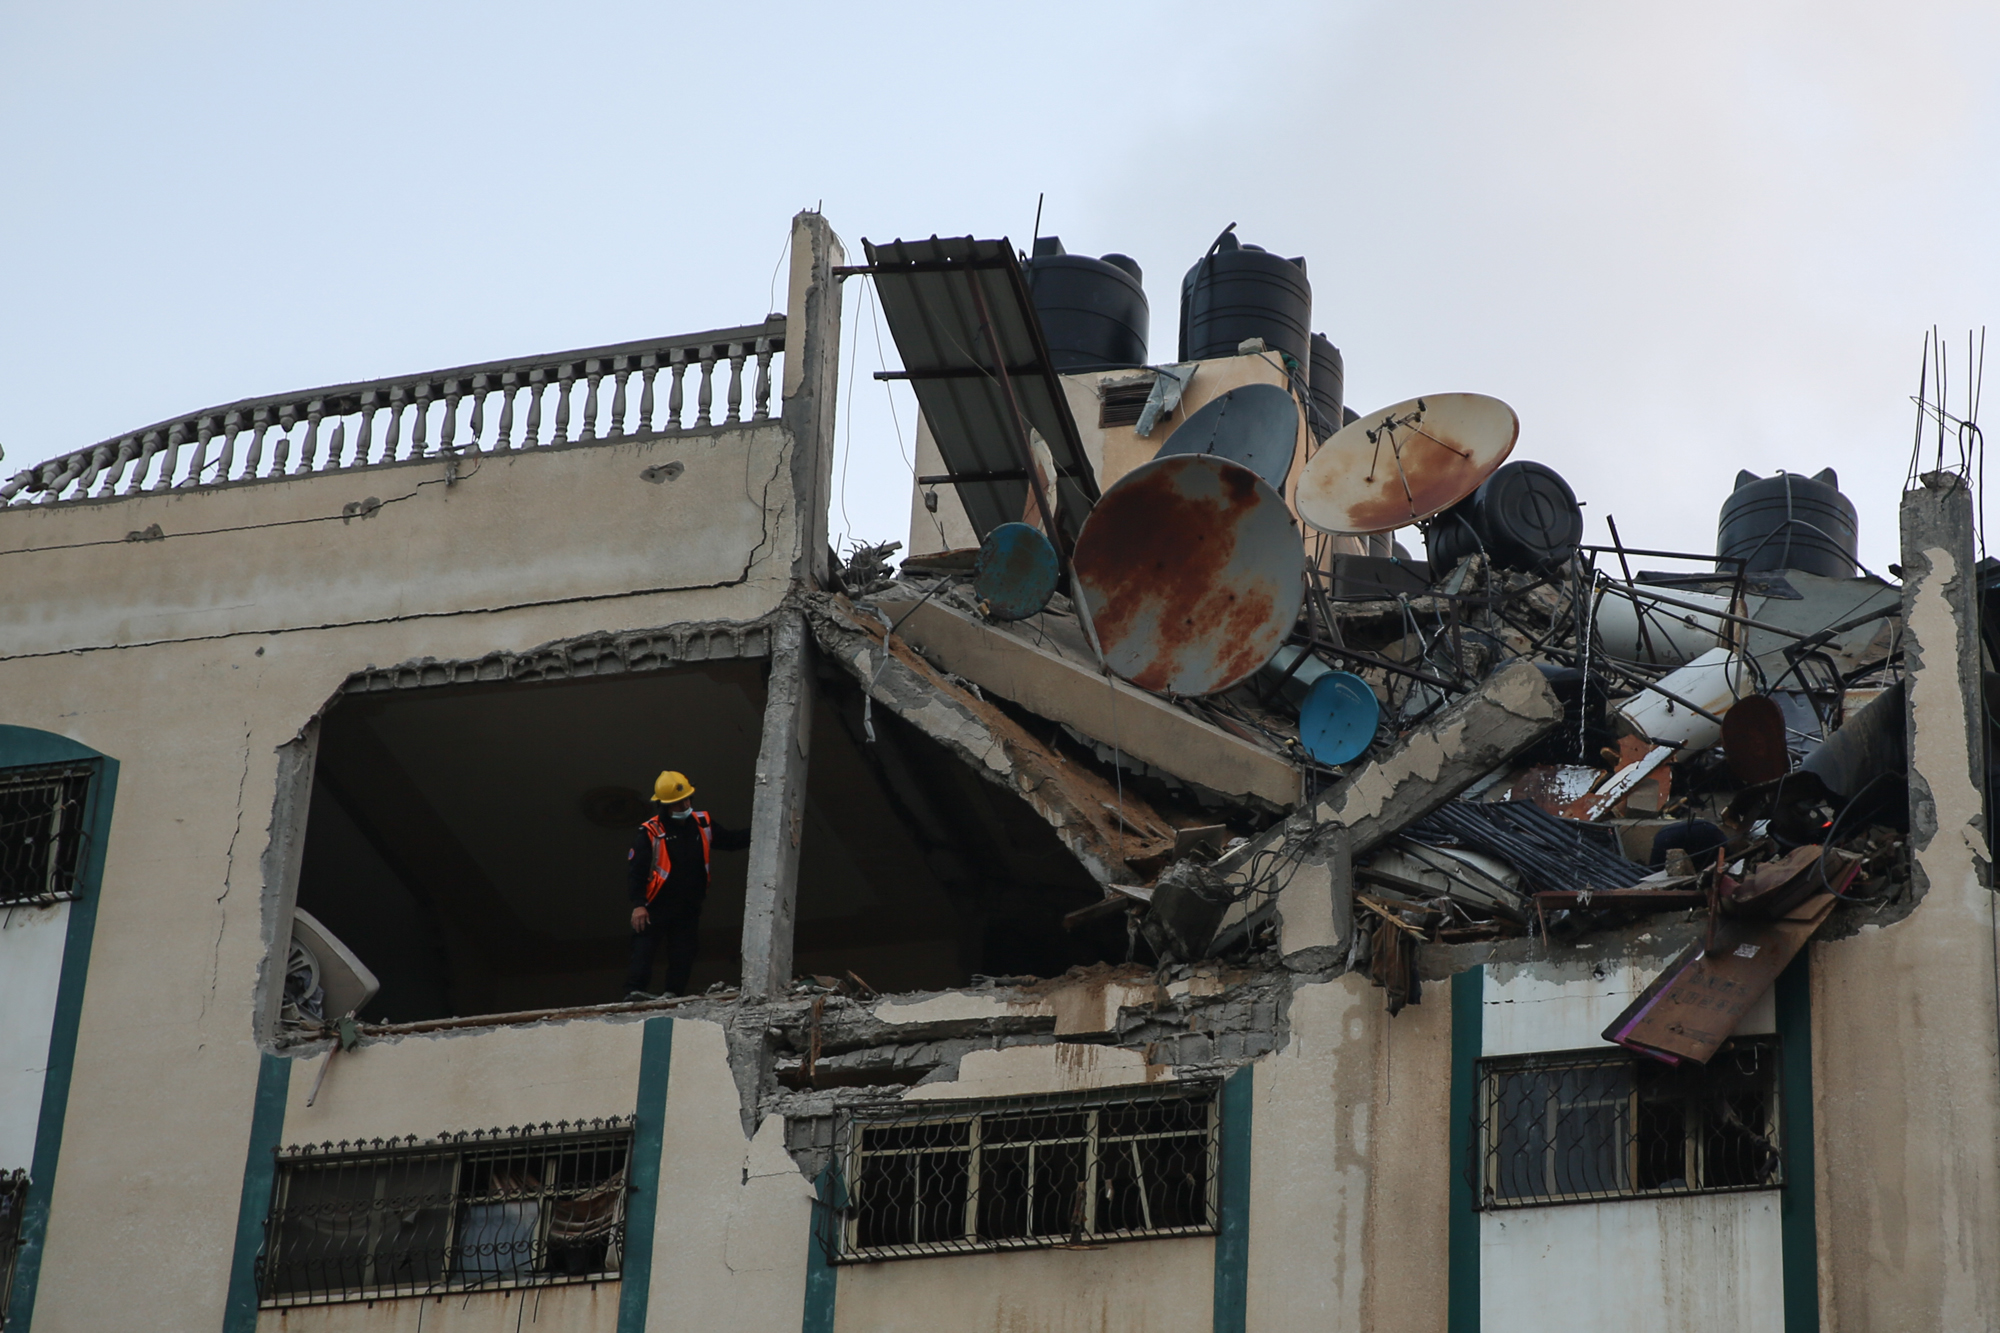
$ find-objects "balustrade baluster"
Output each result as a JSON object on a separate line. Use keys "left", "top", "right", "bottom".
{"left": 154, "top": 428, "right": 182, "bottom": 489}
{"left": 440, "top": 382, "right": 460, "bottom": 454}
{"left": 355, "top": 395, "right": 376, "bottom": 465}
{"left": 609, "top": 363, "right": 629, "bottom": 438}
{"left": 244, "top": 410, "right": 271, "bottom": 477}
{"left": 497, "top": 376, "right": 517, "bottom": 448}
{"left": 383, "top": 392, "right": 403, "bottom": 460}
{"left": 327, "top": 420, "right": 347, "bottom": 468}
{"left": 580, "top": 364, "right": 602, "bottom": 443}
{"left": 182, "top": 419, "right": 215, "bottom": 487}
{"left": 725, "top": 344, "right": 746, "bottom": 424}
{"left": 469, "top": 376, "right": 487, "bottom": 450}
{"left": 296, "top": 402, "right": 324, "bottom": 473}
{"left": 640, "top": 360, "right": 658, "bottom": 432}
{"left": 553, "top": 367, "right": 574, "bottom": 443}
{"left": 216, "top": 412, "right": 241, "bottom": 479}
{"left": 667, "top": 355, "right": 687, "bottom": 431}
{"left": 271, "top": 408, "right": 297, "bottom": 474}
{"left": 94, "top": 437, "right": 135, "bottom": 496}
{"left": 129, "top": 431, "right": 165, "bottom": 494}
{"left": 696, "top": 349, "right": 716, "bottom": 428}
{"left": 525, "top": 374, "right": 544, "bottom": 445}
{"left": 411, "top": 385, "right": 430, "bottom": 455}
{"left": 753, "top": 339, "right": 775, "bottom": 420}
{"left": 76, "top": 445, "right": 111, "bottom": 495}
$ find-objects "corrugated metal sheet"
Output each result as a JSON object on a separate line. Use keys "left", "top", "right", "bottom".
{"left": 860, "top": 237, "right": 1098, "bottom": 549}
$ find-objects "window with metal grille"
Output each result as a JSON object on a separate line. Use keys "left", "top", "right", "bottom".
{"left": 837, "top": 1085, "right": 1217, "bottom": 1262}
{"left": 2, "top": 1169, "right": 28, "bottom": 1327}
{"left": 259, "top": 1120, "right": 631, "bottom": 1306}
{"left": 0, "top": 764, "right": 92, "bottom": 907}
{"left": 1098, "top": 377, "right": 1156, "bottom": 429}
{"left": 1475, "top": 1040, "right": 1782, "bottom": 1209}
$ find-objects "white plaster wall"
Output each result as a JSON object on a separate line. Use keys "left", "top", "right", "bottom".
{"left": 647, "top": 1018, "right": 813, "bottom": 1333}
{"left": 281, "top": 1017, "right": 648, "bottom": 1141}
{"left": 0, "top": 900, "right": 67, "bottom": 1168}
{"left": 1478, "top": 963, "right": 1782, "bottom": 1331}
{"left": 833, "top": 1237, "right": 1214, "bottom": 1333}
{"left": 1481, "top": 1193, "right": 1782, "bottom": 1333}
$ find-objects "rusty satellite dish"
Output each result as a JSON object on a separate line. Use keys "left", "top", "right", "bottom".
{"left": 1072, "top": 453, "right": 1305, "bottom": 696}
{"left": 1294, "top": 392, "right": 1519, "bottom": 535}
{"left": 1153, "top": 382, "right": 1300, "bottom": 491}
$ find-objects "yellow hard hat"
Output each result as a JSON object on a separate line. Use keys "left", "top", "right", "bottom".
{"left": 652, "top": 771, "right": 696, "bottom": 804}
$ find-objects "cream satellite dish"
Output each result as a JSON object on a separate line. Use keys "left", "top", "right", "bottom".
{"left": 1295, "top": 393, "right": 1518, "bottom": 535}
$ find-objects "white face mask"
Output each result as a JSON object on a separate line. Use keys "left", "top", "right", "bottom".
{"left": 670, "top": 807, "right": 694, "bottom": 820}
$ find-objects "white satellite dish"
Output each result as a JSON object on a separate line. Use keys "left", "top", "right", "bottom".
{"left": 1294, "top": 392, "right": 1519, "bottom": 535}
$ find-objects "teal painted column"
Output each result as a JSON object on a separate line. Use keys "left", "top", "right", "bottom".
{"left": 1212, "top": 1066, "right": 1253, "bottom": 1333}
{"left": 222, "top": 1053, "right": 293, "bottom": 1332}
{"left": 2, "top": 731, "right": 116, "bottom": 1333}
{"left": 617, "top": 1016, "right": 675, "bottom": 1333}
{"left": 800, "top": 1165, "right": 839, "bottom": 1333}
{"left": 1447, "top": 966, "right": 1484, "bottom": 1333}
{"left": 1775, "top": 953, "right": 1820, "bottom": 1332}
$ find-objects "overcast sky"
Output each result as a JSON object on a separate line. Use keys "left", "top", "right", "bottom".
{"left": 5, "top": 1, "right": 1995, "bottom": 575}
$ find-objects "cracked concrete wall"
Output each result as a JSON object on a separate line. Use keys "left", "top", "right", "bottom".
{"left": 1812, "top": 472, "right": 2000, "bottom": 1331}
{"left": 0, "top": 241, "right": 837, "bottom": 1328}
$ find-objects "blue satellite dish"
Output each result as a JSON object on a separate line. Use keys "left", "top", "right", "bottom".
{"left": 1153, "top": 382, "right": 1300, "bottom": 491}
{"left": 974, "top": 522, "right": 1060, "bottom": 621}
{"left": 1298, "top": 671, "right": 1380, "bottom": 766}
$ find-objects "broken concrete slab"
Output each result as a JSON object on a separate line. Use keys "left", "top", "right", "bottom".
{"left": 871, "top": 594, "right": 1301, "bottom": 808}
{"left": 803, "top": 591, "right": 1175, "bottom": 886}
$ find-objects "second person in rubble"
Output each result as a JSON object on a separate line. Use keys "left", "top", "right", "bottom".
{"left": 625, "top": 770, "right": 750, "bottom": 1001}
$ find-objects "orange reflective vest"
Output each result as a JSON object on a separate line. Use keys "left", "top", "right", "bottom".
{"left": 642, "top": 811, "right": 713, "bottom": 904}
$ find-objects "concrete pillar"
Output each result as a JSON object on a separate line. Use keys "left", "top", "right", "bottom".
{"left": 739, "top": 608, "right": 813, "bottom": 999}
{"left": 781, "top": 210, "right": 845, "bottom": 589}
{"left": 1813, "top": 472, "right": 2000, "bottom": 1329}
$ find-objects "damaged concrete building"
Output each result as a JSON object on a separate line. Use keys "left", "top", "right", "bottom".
{"left": 1, "top": 210, "right": 1995, "bottom": 1332}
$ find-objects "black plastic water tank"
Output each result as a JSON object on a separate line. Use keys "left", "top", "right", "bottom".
{"left": 1424, "top": 460, "right": 1583, "bottom": 572}
{"left": 1025, "top": 237, "right": 1149, "bottom": 372}
{"left": 1178, "top": 229, "right": 1312, "bottom": 369}
{"left": 1307, "top": 333, "right": 1344, "bottom": 442}
{"left": 1716, "top": 468, "right": 1858, "bottom": 578}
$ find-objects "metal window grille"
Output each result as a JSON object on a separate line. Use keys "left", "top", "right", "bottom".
{"left": 1, "top": 1169, "right": 27, "bottom": 1327}
{"left": 258, "top": 1120, "right": 631, "bottom": 1307}
{"left": 1475, "top": 1040, "right": 1782, "bottom": 1210}
{"left": 836, "top": 1084, "right": 1218, "bottom": 1262}
{"left": 0, "top": 764, "right": 93, "bottom": 907}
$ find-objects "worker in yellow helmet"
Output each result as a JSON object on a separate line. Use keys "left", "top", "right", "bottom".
{"left": 624, "top": 771, "right": 749, "bottom": 1001}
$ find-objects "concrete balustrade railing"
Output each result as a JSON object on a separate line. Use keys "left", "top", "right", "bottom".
{"left": 1, "top": 318, "right": 785, "bottom": 507}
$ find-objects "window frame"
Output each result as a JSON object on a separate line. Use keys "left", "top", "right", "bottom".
{"left": 836, "top": 1083, "right": 1220, "bottom": 1263}
{"left": 1474, "top": 1039, "right": 1784, "bottom": 1211}
{"left": 258, "top": 1119, "right": 633, "bottom": 1308}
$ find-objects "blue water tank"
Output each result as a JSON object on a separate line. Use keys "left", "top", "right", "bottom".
{"left": 1026, "top": 237, "right": 1149, "bottom": 372}
{"left": 1716, "top": 468, "right": 1858, "bottom": 578}
{"left": 1178, "top": 230, "right": 1312, "bottom": 369}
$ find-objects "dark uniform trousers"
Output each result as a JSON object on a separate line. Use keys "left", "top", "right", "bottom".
{"left": 626, "top": 895, "right": 703, "bottom": 996}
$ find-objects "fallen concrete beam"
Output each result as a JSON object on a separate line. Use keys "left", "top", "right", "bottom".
{"left": 804, "top": 592, "right": 1175, "bottom": 886}
{"left": 873, "top": 595, "right": 1300, "bottom": 808}
{"left": 1145, "top": 659, "right": 1562, "bottom": 961}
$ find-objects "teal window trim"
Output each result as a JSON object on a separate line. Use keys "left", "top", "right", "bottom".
{"left": 617, "top": 1015, "right": 674, "bottom": 1333}
{"left": 1447, "top": 966, "right": 1483, "bottom": 1333}
{"left": 1211, "top": 1065, "right": 1252, "bottom": 1333}
{"left": 222, "top": 1054, "right": 292, "bottom": 1331}
{"left": 0, "top": 728, "right": 117, "bottom": 1333}
{"left": 801, "top": 1165, "right": 839, "bottom": 1333}
{"left": 1775, "top": 952, "right": 1819, "bottom": 1332}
